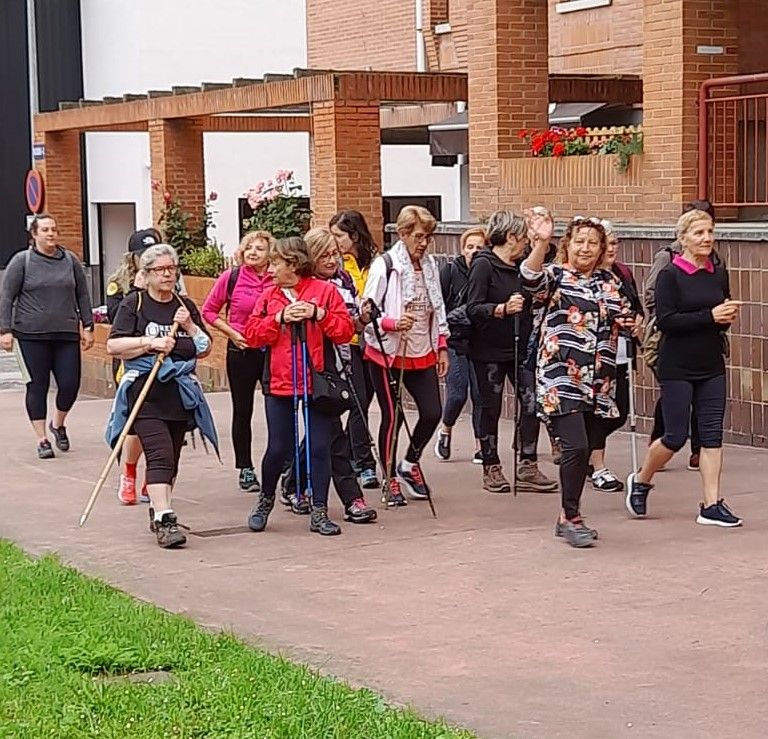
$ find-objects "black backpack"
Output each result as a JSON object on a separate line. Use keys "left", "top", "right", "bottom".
{"left": 224, "top": 266, "right": 240, "bottom": 317}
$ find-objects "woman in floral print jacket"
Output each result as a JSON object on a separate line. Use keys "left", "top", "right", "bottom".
{"left": 521, "top": 212, "right": 637, "bottom": 549}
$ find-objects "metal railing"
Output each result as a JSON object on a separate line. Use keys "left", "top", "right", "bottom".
{"left": 699, "top": 73, "right": 768, "bottom": 208}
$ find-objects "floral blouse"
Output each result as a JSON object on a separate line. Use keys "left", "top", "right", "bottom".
{"left": 520, "top": 263, "right": 631, "bottom": 419}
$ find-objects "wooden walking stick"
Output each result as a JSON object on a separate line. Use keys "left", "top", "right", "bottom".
{"left": 79, "top": 322, "right": 180, "bottom": 527}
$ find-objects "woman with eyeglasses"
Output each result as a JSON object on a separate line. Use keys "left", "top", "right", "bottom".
{"left": 107, "top": 244, "right": 217, "bottom": 549}
{"left": 362, "top": 205, "right": 449, "bottom": 507}
{"left": 521, "top": 213, "right": 636, "bottom": 548}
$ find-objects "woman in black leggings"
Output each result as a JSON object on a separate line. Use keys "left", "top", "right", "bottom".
{"left": 362, "top": 205, "right": 449, "bottom": 507}
{"left": 0, "top": 214, "right": 93, "bottom": 459}
{"left": 626, "top": 210, "right": 742, "bottom": 527}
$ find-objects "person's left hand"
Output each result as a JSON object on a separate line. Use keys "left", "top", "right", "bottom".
{"left": 81, "top": 329, "right": 94, "bottom": 351}
{"left": 437, "top": 348, "right": 450, "bottom": 378}
{"left": 173, "top": 307, "right": 193, "bottom": 331}
{"left": 615, "top": 313, "right": 638, "bottom": 333}
{"left": 359, "top": 300, "right": 373, "bottom": 325}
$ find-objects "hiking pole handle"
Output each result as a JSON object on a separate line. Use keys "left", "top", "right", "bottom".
{"left": 79, "top": 322, "right": 180, "bottom": 527}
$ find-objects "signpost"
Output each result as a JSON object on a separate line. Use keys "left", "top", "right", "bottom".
{"left": 25, "top": 169, "right": 45, "bottom": 214}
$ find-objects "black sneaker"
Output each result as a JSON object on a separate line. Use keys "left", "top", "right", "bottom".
{"left": 37, "top": 439, "right": 55, "bottom": 459}
{"left": 472, "top": 450, "right": 483, "bottom": 465}
{"left": 434, "top": 431, "right": 451, "bottom": 461}
{"left": 248, "top": 495, "right": 276, "bottom": 532}
{"left": 625, "top": 472, "right": 652, "bottom": 517}
{"left": 396, "top": 461, "right": 430, "bottom": 500}
{"left": 696, "top": 499, "right": 742, "bottom": 528}
{"left": 309, "top": 506, "right": 341, "bottom": 536}
{"left": 384, "top": 477, "right": 408, "bottom": 507}
{"left": 238, "top": 467, "right": 260, "bottom": 493}
{"left": 154, "top": 512, "right": 187, "bottom": 549}
{"left": 278, "top": 472, "right": 295, "bottom": 507}
{"left": 48, "top": 423, "right": 70, "bottom": 452}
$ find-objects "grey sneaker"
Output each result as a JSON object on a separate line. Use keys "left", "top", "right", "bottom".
{"left": 555, "top": 517, "right": 598, "bottom": 547}
{"left": 483, "top": 464, "right": 511, "bottom": 493}
{"left": 516, "top": 460, "right": 558, "bottom": 493}
{"left": 309, "top": 506, "right": 342, "bottom": 536}
{"left": 248, "top": 494, "right": 276, "bottom": 532}
{"left": 154, "top": 512, "right": 187, "bottom": 549}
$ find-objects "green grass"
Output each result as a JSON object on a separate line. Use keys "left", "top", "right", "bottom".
{"left": 0, "top": 541, "right": 474, "bottom": 739}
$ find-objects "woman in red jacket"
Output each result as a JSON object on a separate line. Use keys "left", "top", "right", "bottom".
{"left": 243, "top": 236, "right": 355, "bottom": 536}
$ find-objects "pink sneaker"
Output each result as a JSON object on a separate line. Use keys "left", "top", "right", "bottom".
{"left": 117, "top": 475, "right": 137, "bottom": 505}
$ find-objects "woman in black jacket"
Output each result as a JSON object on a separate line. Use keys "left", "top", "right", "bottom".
{"left": 466, "top": 211, "right": 557, "bottom": 495}
{"left": 434, "top": 227, "right": 485, "bottom": 463}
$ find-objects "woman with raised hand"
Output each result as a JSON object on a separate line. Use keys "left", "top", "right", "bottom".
{"left": 0, "top": 214, "right": 94, "bottom": 459}
{"left": 521, "top": 213, "right": 636, "bottom": 548}
{"left": 107, "top": 244, "right": 217, "bottom": 549}
{"left": 202, "top": 231, "right": 274, "bottom": 494}
{"left": 626, "top": 209, "right": 742, "bottom": 527}
{"left": 329, "top": 209, "right": 380, "bottom": 490}
{"left": 244, "top": 237, "right": 355, "bottom": 536}
{"left": 362, "top": 205, "right": 449, "bottom": 507}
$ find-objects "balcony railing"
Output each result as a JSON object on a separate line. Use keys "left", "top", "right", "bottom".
{"left": 699, "top": 73, "right": 768, "bottom": 209}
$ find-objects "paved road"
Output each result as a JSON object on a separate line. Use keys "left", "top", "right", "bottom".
{"left": 1, "top": 386, "right": 766, "bottom": 738}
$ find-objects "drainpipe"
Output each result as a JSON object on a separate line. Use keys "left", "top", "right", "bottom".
{"left": 415, "top": 0, "right": 426, "bottom": 72}
{"left": 26, "top": 0, "right": 39, "bottom": 166}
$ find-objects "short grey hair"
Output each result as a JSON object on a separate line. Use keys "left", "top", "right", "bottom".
{"left": 139, "top": 244, "right": 179, "bottom": 271}
{"left": 601, "top": 219, "right": 615, "bottom": 236}
{"left": 486, "top": 210, "right": 526, "bottom": 247}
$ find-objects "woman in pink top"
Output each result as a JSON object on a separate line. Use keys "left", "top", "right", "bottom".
{"left": 202, "top": 231, "right": 274, "bottom": 492}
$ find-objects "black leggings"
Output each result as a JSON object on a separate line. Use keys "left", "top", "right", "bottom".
{"left": 549, "top": 412, "right": 604, "bottom": 520}
{"left": 226, "top": 345, "right": 266, "bottom": 469}
{"left": 652, "top": 394, "right": 701, "bottom": 453}
{"left": 660, "top": 375, "right": 726, "bottom": 451}
{"left": 592, "top": 364, "right": 629, "bottom": 452}
{"left": 370, "top": 363, "right": 442, "bottom": 478}
{"left": 133, "top": 418, "right": 188, "bottom": 485}
{"left": 345, "top": 346, "right": 375, "bottom": 471}
{"left": 472, "top": 360, "right": 540, "bottom": 466}
{"left": 18, "top": 338, "right": 81, "bottom": 422}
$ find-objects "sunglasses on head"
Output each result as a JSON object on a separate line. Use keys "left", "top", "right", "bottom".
{"left": 571, "top": 215, "right": 605, "bottom": 229}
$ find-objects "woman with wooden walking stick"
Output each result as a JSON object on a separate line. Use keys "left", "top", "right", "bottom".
{"left": 105, "top": 244, "right": 217, "bottom": 549}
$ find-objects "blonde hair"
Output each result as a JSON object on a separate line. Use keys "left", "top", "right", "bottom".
{"left": 396, "top": 205, "right": 437, "bottom": 235}
{"left": 234, "top": 230, "right": 274, "bottom": 265}
{"left": 676, "top": 210, "right": 713, "bottom": 241}
{"left": 460, "top": 226, "right": 487, "bottom": 250}
{"left": 304, "top": 227, "right": 337, "bottom": 266}
{"left": 107, "top": 252, "right": 141, "bottom": 294}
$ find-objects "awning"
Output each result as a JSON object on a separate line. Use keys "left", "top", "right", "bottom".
{"left": 548, "top": 102, "right": 606, "bottom": 125}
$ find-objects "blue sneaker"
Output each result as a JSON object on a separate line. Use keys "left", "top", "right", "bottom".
{"left": 358, "top": 468, "right": 379, "bottom": 490}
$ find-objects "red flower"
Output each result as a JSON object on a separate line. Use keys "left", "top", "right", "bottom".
{"left": 552, "top": 142, "right": 566, "bottom": 157}
{"left": 163, "top": 191, "right": 172, "bottom": 204}
{"left": 208, "top": 191, "right": 218, "bottom": 202}
{"left": 518, "top": 128, "right": 528, "bottom": 139}
{"left": 575, "top": 126, "right": 588, "bottom": 137}
{"left": 531, "top": 133, "right": 546, "bottom": 155}
{"left": 151, "top": 179, "right": 161, "bottom": 192}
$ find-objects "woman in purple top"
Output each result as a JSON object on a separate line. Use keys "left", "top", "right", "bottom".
{"left": 202, "top": 231, "right": 274, "bottom": 492}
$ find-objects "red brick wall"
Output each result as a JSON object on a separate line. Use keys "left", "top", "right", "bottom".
{"left": 306, "top": 0, "right": 416, "bottom": 71}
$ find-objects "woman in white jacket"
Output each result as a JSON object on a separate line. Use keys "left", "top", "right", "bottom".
{"left": 363, "top": 206, "right": 449, "bottom": 507}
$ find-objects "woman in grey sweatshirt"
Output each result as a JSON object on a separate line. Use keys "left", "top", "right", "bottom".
{"left": 0, "top": 214, "right": 94, "bottom": 458}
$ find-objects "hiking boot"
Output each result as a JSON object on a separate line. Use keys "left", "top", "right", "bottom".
{"left": 37, "top": 439, "right": 55, "bottom": 460}
{"left": 472, "top": 450, "right": 483, "bottom": 465}
{"left": 344, "top": 497, "right": 377, "bottom": 523}
{"left": 590, "top": 467, "right": 624, "bottom": 492}
{"left": 49, "top": 423, "right": 70, "bottom": 452}
{"left": 696, "top": 499, "right": 742, "bottom": 528}
{"left": 555, "top": 517, "right": 598, "bottom": 548}
{"left": 309, "top": 506, "right": 342, "bottom": 536}
{"left": 288, "top": 493, "right": 311, "bottom": 515}
{"left": 625, "top": 472, "right": 652, "bottom": 518}
{"left": 154, "top": 512, "right": 187, "bottom": 549}
{"left": 358, "top": 468, "right": 380, "bottom": 490}
{"left": 483, "top": 464, "right": 511, "bottom": 494}
{"left": 396, "top": 461, "right": 430, "bottom": 500}
{"left": 550, "top": 437, "right": 563, "bottom": 465}
{"left": 139, "top": 481, "right": 150, "bottom": 504}
{"left": 385, "top": 477, "right": 408, "bottom": 507}
{"left": 247, "top": 494, "right": 276, "bottom": 532}
{"left": 516, "top": 460, "right": 558, "bottom": 493}
{"left": 238, "top": 467, "right": 260, "bottom": 493}
{"left": 434, "top": 431, "right": 451, "bottom": 461}
{"left": 117, "top": 474, "right": 137, "bottom": 505}
{"left": 687, "top": 453, "right": 700, "bottom": 471}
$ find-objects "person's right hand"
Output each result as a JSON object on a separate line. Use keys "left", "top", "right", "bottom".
{"left": 0, "top": 333, "right": 13, "bottom": 352}
{"left": 712, "top": 299, "right": 742, "bottom": 324}
{"left": 230, "top": 330, "right": 248, "bottom": 350}
{"left": 504, "top": 293, "right": 525, "bottom": 315}
{"left": 396, "top": 312, "right": 416, "bottom": 332}
{"left": 150, "top": 335, "right": 176, "bottom": 354}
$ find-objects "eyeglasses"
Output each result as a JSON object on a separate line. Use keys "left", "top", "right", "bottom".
{"left": 411, "top": 232, "right": 434, "bottom": 246}
{"left": 319, "top": 249, "right": 341, "bottom": 261}
{"left": 147, "top": 265, "right": 178, "bottom": 275}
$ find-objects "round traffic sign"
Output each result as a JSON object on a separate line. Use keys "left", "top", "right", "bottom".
{"left": 25, "top": 170, "right": 45, "bottom": 213}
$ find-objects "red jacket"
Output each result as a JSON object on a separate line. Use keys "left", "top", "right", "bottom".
{"left": 244, "top": 277, "right": 355, "bottom": 396}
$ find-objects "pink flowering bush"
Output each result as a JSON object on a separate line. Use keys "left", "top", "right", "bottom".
{"left": 243, "top": 169, "right": 311, "bottom": 238}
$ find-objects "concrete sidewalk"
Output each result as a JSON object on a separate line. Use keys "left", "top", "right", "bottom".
{"left": 1, "top": 368, "right": 767, "bottom": 738}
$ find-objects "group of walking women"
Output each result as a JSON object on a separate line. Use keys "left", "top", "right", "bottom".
{"left": 0, "top": 200, "right": 743, "bottom": 549}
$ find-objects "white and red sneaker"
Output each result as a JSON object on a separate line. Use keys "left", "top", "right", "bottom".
{"left": 117, "top": 475, "right": 137, "bottom": 505}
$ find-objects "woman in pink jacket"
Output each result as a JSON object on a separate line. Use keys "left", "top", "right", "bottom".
{"left": 202, "top": 231, "right": 274, "bottom": 492}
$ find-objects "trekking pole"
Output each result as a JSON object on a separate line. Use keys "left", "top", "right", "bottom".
{"left": 626, "top": 335, "right": 639, "bottom": 473}
{"left": 80, "top": 322, "right": 180, "bottom": 527}
{"left": 385, "top": 338, "right": 408, "bottom": 505}
{"left": 512, "top": 314, "right": 521, "bottom": 497}
{"left": 291, "top": 323, "right": 304, "bottom": 505}
{"left": 299, "top": 320, "right": 314, "bottom": 507}
{"left": 366, "top": 300, "right": 437, "bottom": 518}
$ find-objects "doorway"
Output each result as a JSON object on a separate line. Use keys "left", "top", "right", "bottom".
{"left": 96, "top": 203, "right": 136, "bottom": 304}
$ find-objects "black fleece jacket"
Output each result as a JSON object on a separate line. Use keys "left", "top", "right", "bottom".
{"left": 466, "top": 248, "right": 533, "bottom": 364}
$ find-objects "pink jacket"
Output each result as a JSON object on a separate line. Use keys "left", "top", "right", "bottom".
{"left": 202, "top": 266, "right": 273, "bottom": 334}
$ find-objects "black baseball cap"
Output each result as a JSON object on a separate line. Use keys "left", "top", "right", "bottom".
{"left": 128, "top": 228, "right": 162, "bottom": 254}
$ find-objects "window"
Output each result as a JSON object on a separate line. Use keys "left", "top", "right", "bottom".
{"left": 555, "top": 0, "right": 611, "bottom": 13}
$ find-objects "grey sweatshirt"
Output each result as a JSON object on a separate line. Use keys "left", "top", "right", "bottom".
{"left": 0, "top": 247, "right": 93, "bottom": 336}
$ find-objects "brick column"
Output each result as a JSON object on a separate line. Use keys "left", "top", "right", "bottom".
{"left": 643, "top": 0, "right": 739, "bottom": 220}
{"left": 309, "top": 101, "right": 383, "bottom": 243}
{"left": 467, "top": 0, "right": 549, "bottom": 218}
{"left": 148, "top": 119, "right": 205, "bottom": 227}
{"left": 34, "top": 130, "right": 84, "bottom": 259}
